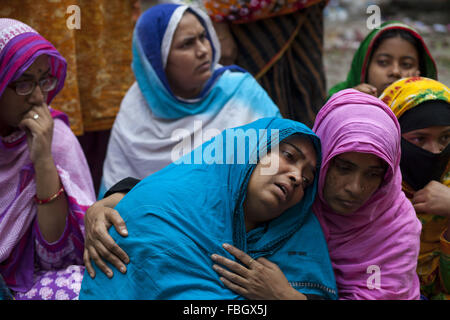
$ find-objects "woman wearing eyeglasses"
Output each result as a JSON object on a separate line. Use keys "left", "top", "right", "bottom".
{"left": 0, "top": 19, "right": 96, "bottom": 300}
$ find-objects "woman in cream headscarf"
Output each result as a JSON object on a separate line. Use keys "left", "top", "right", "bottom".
{"left": 99, "top": 3, "right": 281, "bottom": 197}
{"left": 86, "top": 3, "right": 281, "bottom": 277}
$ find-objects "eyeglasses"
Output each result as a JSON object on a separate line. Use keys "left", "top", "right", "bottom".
{"left": 7, "top": 76, "right": 58, "bottom": 96}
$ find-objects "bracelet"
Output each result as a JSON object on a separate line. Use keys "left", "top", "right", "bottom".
{"left": 34, "top": 185, "right": 65, "bottom": 205}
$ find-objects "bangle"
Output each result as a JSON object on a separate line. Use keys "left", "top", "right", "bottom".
{"left": 34, "top": 185, "right": 65, "bottom": 205}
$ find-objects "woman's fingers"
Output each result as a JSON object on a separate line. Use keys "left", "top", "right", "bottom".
{"left": 210, "top": 253, "right": 249, "bottom": 277}
{"left": 19, "top": 104, "right": 54, "bottom": 164}
{"left": 218, "top": 275, "right": 248, "bottom": 296}
{"left": 22, "top": 104, "right": 51, "bottom": 130}
{"left": 100, "top": 209, "right": 130, "bottom": 264}
{"left": 222, "top": 243, "right": 256, "bottom": 269}
{"left": 255, "top": 256, "right": 276, "bottom": 269}
{"left": 212, "top": 264, "right": 248, "bottom": 287}
{"left": 353, "top": 83, "right": 377, "bottom": 96}
{"left": 90, "top": 224, "right": 128, "bottom": 272}
{"left": 83, "top": 249, "right": 96, "bottom": 279}
{"left": 95, "top": 237, "right": 127, "bottom": 274}
{"left": 412, "top": 202, "right": 428, "bottom": 214}
{"left": 106, "top": 207, "right": 129, "bottom": 238}
{"left": 86, "top": 243, "right": 114, "bottom": 278}
{"left": 19, "top": 115, "right": 40, "bottom": 133}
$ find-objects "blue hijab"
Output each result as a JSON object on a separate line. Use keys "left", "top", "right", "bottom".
{"left": 133, "top": 3, "right": 250, "bottom": 119}
{"left": 80, "top": 118, "right": 337, "bottom": 299}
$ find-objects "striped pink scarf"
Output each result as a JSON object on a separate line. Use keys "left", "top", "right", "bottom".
{"left": 0, "top": 19, "right": 95, "bottom": 292}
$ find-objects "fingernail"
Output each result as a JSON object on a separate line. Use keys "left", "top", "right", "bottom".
{"left": 222, "top": 243, "right": 230, "bottom": 249}
{"left": 107, "top": 271, "right": 113, "bottom": 278}
{"left": 121, "top": 228, "right": 128, "bottom": 235}
{"left": 120, "top": 266, "right": 126, "bottom": 273}
{"left": 211, "top": 254, "right": 217, "bottom": 260}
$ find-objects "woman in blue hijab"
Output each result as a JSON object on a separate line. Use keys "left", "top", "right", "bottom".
{"left": 79, "top": 118, "right": 337, "bottom": 299}
{"left": 86, "top": 2, "right": 281, "bottom": 277}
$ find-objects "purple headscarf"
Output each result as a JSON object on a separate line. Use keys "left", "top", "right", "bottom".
{"left": 312, "top": 89, "right": 422, "bottom": 299}
{"left": 0, "top": 19, "right": 94, "bottom": 293}
{"left": 0, "top": 18, "right": 66, "bottom": 102}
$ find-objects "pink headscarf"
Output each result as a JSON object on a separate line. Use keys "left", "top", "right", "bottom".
{"left": 0, "top": 18, "right": 66, "bottom": 101}
{"left": 313, "top": 89, "right": 421, "bottom": 300}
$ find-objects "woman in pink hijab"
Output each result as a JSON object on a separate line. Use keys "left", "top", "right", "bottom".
{"left": 210, "top": 89, "right": 422, "bottom": 299}
{"left": 0, "top": 18, "right": 95, "bottom": 300}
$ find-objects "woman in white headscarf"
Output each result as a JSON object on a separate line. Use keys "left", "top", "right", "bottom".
{"left": 99, "top": 3, "right": 281, "bottom": 197}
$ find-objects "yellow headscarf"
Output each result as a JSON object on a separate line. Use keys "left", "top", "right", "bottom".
{"left": 380, "top": 76, "right": 450, "bottom": 119}
{"left": 380, "top": 76, "right": 450, "bottom": 189}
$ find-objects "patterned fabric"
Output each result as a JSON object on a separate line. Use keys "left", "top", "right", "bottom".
{"left": 0, "top": 19, "right": 96, "bottom": 299}
{"left": 0, "top": 19, "right": 36, "bottom": 50}
{"left": 380, "top": 77, "right": 450, "bottom": 300}
{"left": 100, "top": 3, "right": 281, "bottom": 195}
{"left": 312, "top": 89, "right": 422, "bottom": 300}
{"left": 81, "top": 118, "right": 338, "bottom": 300}
{"left": 204, "top": 0, "right": 323, "bottom": 23}
{"left": 0, "top": 112, "right": 95, "bottom": 300}
{"left": 229, "top": 2, "right": 326, "bottom": 127}
{"left": 14, "top": 265, "right": 84, "bottom": 300}
{"left": 328, "top": 21, "right": 437, "bottom": 98}
{"left": 380, "top": 77, "right": 450, "bottom": 119}
{"left": 0, "top": 0, "right": 136, "bottom": 135}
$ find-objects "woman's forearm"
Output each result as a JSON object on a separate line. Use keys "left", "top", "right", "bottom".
{"left": 34, "top": 157, "right": 69, "bottom": 243}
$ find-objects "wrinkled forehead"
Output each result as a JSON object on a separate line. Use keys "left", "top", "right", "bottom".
{"left": 160, "top": 6, "right": 218, "bottom": 68}
{"left": 330, "top": 151, "right": 387, "bottom": 169}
